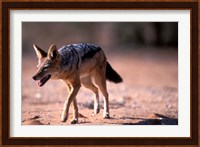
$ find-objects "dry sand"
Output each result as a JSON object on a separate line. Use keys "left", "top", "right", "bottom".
{"left": 22, "top": 48, "right": 178, "bottom": 125}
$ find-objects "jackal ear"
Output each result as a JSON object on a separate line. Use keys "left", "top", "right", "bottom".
{"left": 48, "top": 44, "right": 59, "bottom": 61}
{"left": 33, "top": 44, "right": 47, "bottom": 59}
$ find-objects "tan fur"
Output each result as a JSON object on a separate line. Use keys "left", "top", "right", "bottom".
{"left": 33, "top": 44, "right": 111, "bottom": 124}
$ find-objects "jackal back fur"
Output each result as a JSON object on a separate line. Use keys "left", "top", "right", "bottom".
{"left": 32, "top": 43, "right": 123, "bottom": 124}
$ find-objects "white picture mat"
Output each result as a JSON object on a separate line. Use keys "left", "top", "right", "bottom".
{"left": 10, "top": 10, "right": 190, "bottom": 137}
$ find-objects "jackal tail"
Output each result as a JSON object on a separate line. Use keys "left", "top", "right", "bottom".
{"left": 106, "top": 62, "right": 123, "bottom": 83}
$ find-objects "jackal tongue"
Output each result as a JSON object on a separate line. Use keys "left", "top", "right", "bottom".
{"left": 38, "top": 75, "right": 51, "bottom": 87}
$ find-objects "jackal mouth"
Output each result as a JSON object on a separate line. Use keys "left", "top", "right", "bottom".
{"left": 38, "top": 75, "right": 51, "bottom": 87}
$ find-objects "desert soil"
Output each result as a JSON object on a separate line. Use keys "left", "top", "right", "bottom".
{"left": 22, "top": 48, "right": 178, "bottom": 125}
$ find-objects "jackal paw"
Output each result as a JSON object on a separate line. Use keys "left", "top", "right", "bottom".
{"left": 71, "top": 118, "right": 78, "bottom": 124}
{"left": 103, "top": 112, "right": 110, "bottom": 119}
{"left": 61, "top": 113, "right": 68, "bottom": 122}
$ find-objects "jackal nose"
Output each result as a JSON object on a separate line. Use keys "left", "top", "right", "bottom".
{"left": 32, "top": 76, "right": 37, "bottom": 80}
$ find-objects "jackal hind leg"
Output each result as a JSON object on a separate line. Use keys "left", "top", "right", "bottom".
{"left": 61, "top": 81, "right": 80, "bottom": 123}
{"left": 81, "top": 76, "right": 100, "bottom": 115}
{"left": 93, "top": 70, "right": 110, "bottom": 119}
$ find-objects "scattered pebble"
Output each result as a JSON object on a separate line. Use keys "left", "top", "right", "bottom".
{"left": 35, "top": 93, "right": 42, "bottom": 99}
{"left": 148, "top": 113, "right": 168, "bottom": 119}
{"left": 167, "top": 104, "right": 172, "bottom": 109}
{"left": 31, "top": 115, "right": 40, "bottom": 120}
{"left": 23, "top": 120, "right": 44, "bottom": 125}
{"left": 80, "top": 119, "right": 87, "bottom": 123}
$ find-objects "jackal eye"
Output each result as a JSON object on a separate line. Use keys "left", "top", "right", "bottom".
{"left": 42, "top": 66, "right": 48, "bottom": 72}
{"left": 42, "top": 64, "right": 50, "bottom": 72}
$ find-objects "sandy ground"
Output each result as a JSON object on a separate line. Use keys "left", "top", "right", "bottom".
{"left": 22, "top": 48, "right": 178, "bottom": 125}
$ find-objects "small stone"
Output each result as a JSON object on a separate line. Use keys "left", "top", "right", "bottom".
{"left": 80, "top": 119, "right": 86, "bottom": 123}
{"left": 35, "top": 93, "right": 41, "bottom": 99}
{"left": 23, "top": 120, "right": 44, "bottom": 125}
{"left": 31, "top": 115, "right": 40, "bottom": 120}
{"left": 167, "top": 105, "right": 172, "bottom": 109}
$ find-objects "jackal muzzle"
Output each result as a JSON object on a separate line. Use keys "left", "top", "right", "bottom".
{"left": 32, "top": 74, "right": 51, "bottom": 87}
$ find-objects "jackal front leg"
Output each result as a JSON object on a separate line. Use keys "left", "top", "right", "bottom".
{"left": 71, "top": 98, "right": 79, "bottom": 124}
{"left": 61, "top": 82, "right": 80, "bottom": 123}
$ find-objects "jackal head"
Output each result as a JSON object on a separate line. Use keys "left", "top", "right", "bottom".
{"left": 32, "top": 44, "right": 61, "bottom": 87}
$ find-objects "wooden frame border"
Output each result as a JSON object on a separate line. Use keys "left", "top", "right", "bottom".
{"left": 1, "top": 1, "right": 198, "bottom": 145}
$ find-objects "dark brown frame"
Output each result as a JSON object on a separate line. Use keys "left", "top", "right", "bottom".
{"left": 1, "top": 1, "right": 198, "bottom": 146}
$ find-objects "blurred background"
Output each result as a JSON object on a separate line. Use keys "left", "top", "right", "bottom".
{"left": 22, "top": 22, "right": 178, "bottom": 55}
{"left": 22, "top": 22, "right": 178, "bottom": 125}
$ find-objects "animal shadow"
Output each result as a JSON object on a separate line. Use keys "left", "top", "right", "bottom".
{"left": 121, "top": 113, "right": 178, "bottom": 125}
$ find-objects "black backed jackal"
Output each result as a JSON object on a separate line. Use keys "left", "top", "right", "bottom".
{"left": 32, "top": 43, "right": 122, "bottom": 124}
